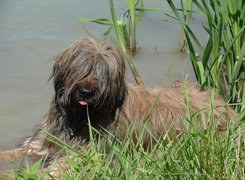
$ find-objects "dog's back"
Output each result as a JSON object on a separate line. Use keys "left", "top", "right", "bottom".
{"left": 115, "top": 81, "right": 236, "bottom": 142}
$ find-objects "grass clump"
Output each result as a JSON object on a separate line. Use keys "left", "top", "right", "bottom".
{"left": 6, "top": 100, "right": 243, "bottom": 179}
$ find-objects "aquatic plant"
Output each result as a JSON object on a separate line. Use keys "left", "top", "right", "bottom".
{"left": 78, "top": 0, "right": 144, "bottom": 85}
{"left": 166, "top": 0, "right": 245, "bottom": 113}
{"left": 77, "top": 0, "right": 144, "bottom": 55}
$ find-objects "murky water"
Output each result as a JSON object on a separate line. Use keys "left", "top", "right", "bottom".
{"left": 0, "top": 0, "right": 205, "bottom": 169}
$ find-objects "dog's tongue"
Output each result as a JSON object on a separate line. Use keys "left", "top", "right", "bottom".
{"left": 79, "top": 100, "right": 88, "bottom": 106}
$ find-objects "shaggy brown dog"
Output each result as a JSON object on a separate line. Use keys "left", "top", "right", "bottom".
{"left": 0, "top": 38, "right": 236, "bottom": 170}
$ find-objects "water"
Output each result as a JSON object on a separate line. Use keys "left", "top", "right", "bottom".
{"left": 0, "top": 0, "right": 204, "bottom": 170}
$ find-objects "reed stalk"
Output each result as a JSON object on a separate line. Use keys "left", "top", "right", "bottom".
{"left": 109, "top": 0, "right": 143, "bottom": 85}
{"left": 78, "top": 0, "right": 143, "bottom": 85}
{"left": 166, "top": 0, "right": 245, "bottom": 112}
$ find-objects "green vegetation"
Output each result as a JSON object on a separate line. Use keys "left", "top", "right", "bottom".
{"left": 3, "top": 158, "right": 48, "bottom": 179}
{"left": 79, "top": 0, "right": 245, "bottom": 113}
{"left": 78, "top": 0, "right": 144, "bottom": 54}
{"left": 1, "top": 0, "right": 244, "bottom": 179}
{"left": 3, "top": 100, "right": 243, "bottom": 179}
{"left": 78, "top": 0, "right": 144, "bottom": 85}
{"left": 166, "top": 0, "right": 245, "bottom": 113}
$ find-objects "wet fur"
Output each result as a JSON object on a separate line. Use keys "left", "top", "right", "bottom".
{"left": 0, "top": 38, "right": 236, "bottom": 172}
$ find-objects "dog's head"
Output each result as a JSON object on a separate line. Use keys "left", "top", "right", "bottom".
{"left": 51, "top": 38, "right": 126, "bottom": 137}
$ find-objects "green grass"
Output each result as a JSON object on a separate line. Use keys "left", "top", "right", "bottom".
{"left": 1, "top": 1, "right": 244, "bottom": 179}
{"left": 2, "top": 95, "right": 243, "bottom": 180}
{"left": 53, "top": 119, "right": 243, "bottom": 179}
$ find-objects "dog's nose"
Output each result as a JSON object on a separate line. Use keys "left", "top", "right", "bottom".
{"left": 79, "top": 85, "right": 94, "bottom": 99}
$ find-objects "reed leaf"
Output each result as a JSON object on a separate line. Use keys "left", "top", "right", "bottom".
{"left": 166, "top": 0, "right": 244, "bottom": 112}
{"left": 109, "top": 0, "right": 143, "bottom": 85}
{"left": 77, "top": 17, "right": 111, "bottom": 25}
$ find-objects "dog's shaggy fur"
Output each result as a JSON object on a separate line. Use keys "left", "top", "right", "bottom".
{"left": 0, "top": 38, "right": 236, "bottom": 170}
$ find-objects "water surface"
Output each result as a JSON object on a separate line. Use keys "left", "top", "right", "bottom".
{"left": 0, "top": 0, "right": 204, "bottom": 169}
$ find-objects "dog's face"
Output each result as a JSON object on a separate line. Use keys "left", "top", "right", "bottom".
{"left": 51, "top": 38, "right": 126, "bottom": 137}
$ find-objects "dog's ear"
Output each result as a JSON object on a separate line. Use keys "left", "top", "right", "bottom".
{"left": 51, "top": 64, "right": 63, "bottom": 92}
{"left": 116, "top": 79, "right": 126, "bottom": 108}
{"left": 50, "top": 63, "right": 66, "bottom": 105}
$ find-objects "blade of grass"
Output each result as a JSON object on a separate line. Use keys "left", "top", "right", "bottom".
{"left": 77, "top": 17, "right": 111, "bottom": 25}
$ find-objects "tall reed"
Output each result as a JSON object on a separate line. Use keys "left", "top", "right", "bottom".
{"left": 166, "top": 0, "right": 245, "bottom": 113}
{"left": 77, "top": 0, "right": 143, "bottom": 55}
{"left": 78, "top": 0, "right": 144, "bottom": 85}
